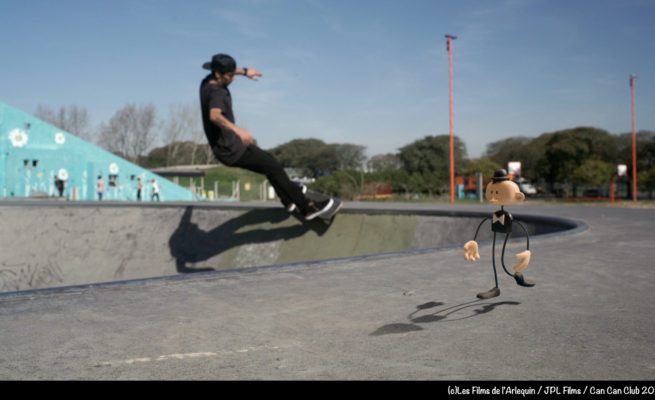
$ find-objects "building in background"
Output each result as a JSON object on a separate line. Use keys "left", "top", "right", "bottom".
{"left": 0, "top": 101, "right": 195, "bottom": 201}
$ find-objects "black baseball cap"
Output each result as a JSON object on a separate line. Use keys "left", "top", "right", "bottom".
{"left": 202, "top": 54, "right": 236, "bottom": 73}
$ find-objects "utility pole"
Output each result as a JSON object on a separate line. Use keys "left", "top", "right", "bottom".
{"left": 446, "top": 34, "right": 457, "bottom": 203}
{"left": 630, "top": 75, "right": 637, "bottom": 202}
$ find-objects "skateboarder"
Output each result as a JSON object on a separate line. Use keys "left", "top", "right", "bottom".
{"left": 462, "top": 169, "right": 535, "bottom": 299}
{"left": 200, "top": 53, "right": 339, "bottom": 220}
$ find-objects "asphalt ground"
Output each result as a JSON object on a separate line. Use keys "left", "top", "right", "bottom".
{"left": 0, "top": 202, "right": 653, "bottom": 380}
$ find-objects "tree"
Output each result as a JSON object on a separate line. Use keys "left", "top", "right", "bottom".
{"left": 483, "top": 136, "right": 545, "bottom": 181}
{"left": 423, "top": 171, "right": 449, "bottom": 198}
{"left": 571, "top": 157, "right": 613, "bottom": 188}
{"left": 329, "top": 143, "right": 367, "bottom": 170}
{"left": 638, "top": 165, "right": 655, "bottom": 200}
{"left": 269, "top": 139, "right": 327, "bottom": 166}
{"left": 163, "top": 104, "right": 192, "bottom": 166}
{"left": 367, "top": 153, "right": 402, "bottom": 172}
{"left": 202, "top": 142, "right": 216, "bottom": 165}
{"left": 464, "top": 158, "right": 502, "bottom": 178}
{"left": 98, "top": 103, "right": 158, "bottom": 164}
{"left": 483, "top": 136, "right": 532, "bottom": 166}
{"left": 34, "top": 104, "right": 92, "bottom": 141}
{"left": 391, "top": 169, "right": 411, "bottom": 198}
{"left": 269, "top": 138, "right": 340, "bottom": 177}
{"left": 408, "top": 173, "right": 426, "bottom": 195}
{"left": 615, "top": 130, "right": 655, "bottom": 199}
{"left": 308, "top": 168, "right": 362, "bottom": 200}
{"left": 304, "top": 145, "right": 339, "bottom": 177}
{"left": 142, "top": 141, "right": 215, "bottom": 168}
{"left": 398, "top": 135, "right": 468, "bottom": 176}
{"left": 536, "top": 127, "right": 615, "bottom": 194}
{"left": 187, "top": 105, "right": 205, "bottom": 165}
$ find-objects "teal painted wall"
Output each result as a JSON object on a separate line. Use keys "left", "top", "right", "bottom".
{"left": 0, "top": 101, "right": 196, "bottom": 201}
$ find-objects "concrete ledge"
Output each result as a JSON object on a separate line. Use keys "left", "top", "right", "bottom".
{"left": 0, "top": 202, "right": 586, "bottom": 300}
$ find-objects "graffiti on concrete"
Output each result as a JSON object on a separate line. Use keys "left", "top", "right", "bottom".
{"left": 0, "top": 260, "right": 64, "bottom": 292}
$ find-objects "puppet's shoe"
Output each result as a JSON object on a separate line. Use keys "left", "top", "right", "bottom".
{"left": 514, "top": 272, "right": 535, "bottom": 287}
{"left": 476, "top": 287, "right": 500, "bottom": 299}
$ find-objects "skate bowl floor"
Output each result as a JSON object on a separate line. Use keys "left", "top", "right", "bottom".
{"left": 3, "top": 202, "right": 655, "bottom": 380}
{"left": 0, "top": 202, "right": 582, "bottom": 293}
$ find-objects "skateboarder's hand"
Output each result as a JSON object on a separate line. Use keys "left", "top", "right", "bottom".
{"left": 245, "top": 68, "right": 263, "bottom": 81}
{"left": 463, "top": 241, "right": 480, "bottom": 262}
{"left": 234, "top": 127, "right": 254, "bottom": 146}
{"left": 512, "top": 250, "right": 531, "bottom": 272}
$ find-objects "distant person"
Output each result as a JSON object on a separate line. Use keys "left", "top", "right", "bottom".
{"left": 54, "top": 176, "right": 65, "bottom": 198}
{"left": 97, "top": 176, "right": 104, "bottom": 201}
{"left": 152, "top": 179, "right": 160, "bottom": 202}
{"left": 136, "top": 177, "right": 143, "bottom": 201}
{"left": 199, "top": 53, "right": 333, "bottom": 220}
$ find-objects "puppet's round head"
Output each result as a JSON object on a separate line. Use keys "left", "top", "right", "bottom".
{"left": 485, "top": 169, "right": 525, "bottom": 206}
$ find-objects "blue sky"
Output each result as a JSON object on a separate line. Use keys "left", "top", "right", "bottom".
{"left": 2, "top": 0, "right": 654, "bottom": 159}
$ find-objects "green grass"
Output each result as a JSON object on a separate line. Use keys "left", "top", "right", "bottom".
{"left": 163, "top": 166, "right": 268, "bottom": 201}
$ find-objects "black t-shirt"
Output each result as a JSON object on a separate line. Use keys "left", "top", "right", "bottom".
{"left": 199, "top": 74, "right": 247, "bottom": 165}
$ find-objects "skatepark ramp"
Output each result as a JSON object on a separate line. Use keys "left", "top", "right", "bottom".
{"left": 0, "top": 203, "right": 583, "bottom": 293}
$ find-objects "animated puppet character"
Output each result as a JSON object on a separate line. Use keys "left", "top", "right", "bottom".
{"left": 462, "top": 169, "right": 535, "bottom": 299}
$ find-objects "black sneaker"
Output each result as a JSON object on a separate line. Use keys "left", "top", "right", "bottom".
{"left": 304, "top": 198, "right": 333, "bottom": 220}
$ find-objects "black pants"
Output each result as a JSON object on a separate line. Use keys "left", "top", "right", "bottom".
{"left": 231, "top": 146, "right": 309, "bottom": 212}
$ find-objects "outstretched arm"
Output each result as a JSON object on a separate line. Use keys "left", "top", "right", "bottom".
{"left": 209, "top": 108, "right": 253, "bottom": 146}
{"left": 236, "top": 68, "right": 263, "bottom": 81}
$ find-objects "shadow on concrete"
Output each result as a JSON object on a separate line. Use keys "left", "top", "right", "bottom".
{"left": 370, "top": 300, "right": 521, "bottom": 336}
{"left": 169, "top": 206, "right": 330, "bottom": 273}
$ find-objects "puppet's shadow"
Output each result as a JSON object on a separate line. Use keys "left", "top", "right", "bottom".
{"left": 370, "top": 300, "right": 521, "bottom": 336}
{"left": 169, "top": 206, "right": 330, "bottom": 273}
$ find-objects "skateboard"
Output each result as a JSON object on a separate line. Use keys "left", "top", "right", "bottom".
{"left": 304, "top": 188, "right": 343, "bottom": 220}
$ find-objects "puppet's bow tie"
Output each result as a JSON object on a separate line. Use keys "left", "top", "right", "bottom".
{"left": 493, "top": 214, "right": 505, "bottom": 224}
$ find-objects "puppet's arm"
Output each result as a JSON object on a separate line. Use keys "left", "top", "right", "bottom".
{"left": 512, "top": 220, "right": 531, "bottom": 272}
{"left": 463, "top": 217, "right": 490, "bottom": 262}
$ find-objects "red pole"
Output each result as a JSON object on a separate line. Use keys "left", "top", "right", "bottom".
{"left": 631, "top": 75, "right": 637, "bottom": 202}
{"left": 447, "top": 35, "right": 457, "bottom": 203}
{"left": 611, "top": 173, "right": 615, "bottom": 203}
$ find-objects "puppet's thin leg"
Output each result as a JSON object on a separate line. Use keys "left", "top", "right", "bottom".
{"left": 477, "top": 232, "right": 501, "bottom": 299}
{"left": 500, "top": 233, "right": 515, "bottom": 277}
{"left": 492, "top": 232, "right": 500, "bottom": 285}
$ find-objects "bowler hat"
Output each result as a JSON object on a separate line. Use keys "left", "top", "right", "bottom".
{"left": 491, "top": 169, "right": 510, "bottom": 182}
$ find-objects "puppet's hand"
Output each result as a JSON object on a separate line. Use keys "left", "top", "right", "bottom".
{"left": 513, "top": 250, "right": 531, "bottom": 272}
{"left": 463, "top": 241, "right": 480, "bottom": 262}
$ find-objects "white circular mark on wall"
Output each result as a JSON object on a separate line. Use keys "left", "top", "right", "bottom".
{"left": 9, "top": 129, "right": 28, "bottom": 147}
{"left": 109, "top": 163, "right": 119, "bottom": 174}
{"left": 58, "top": 169, "right": 69, "bottom": 180}
{"left": 55, "top": 132, "right": 66, "bottom": 144}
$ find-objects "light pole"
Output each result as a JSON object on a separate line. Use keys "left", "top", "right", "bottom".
{"left": 446, "top": 34, "right": 457, "bottom": 203}
{"left": 630, "top": 74, "right": 637, "bottom": 202}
